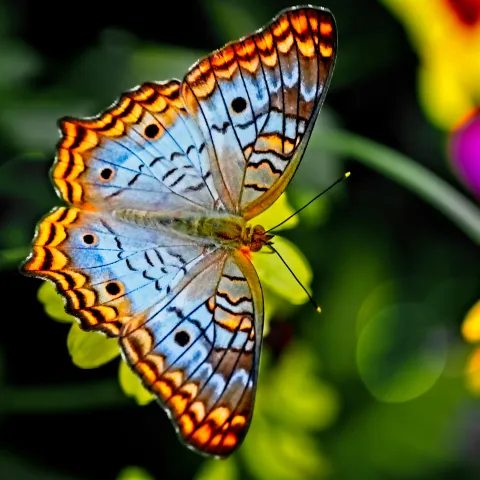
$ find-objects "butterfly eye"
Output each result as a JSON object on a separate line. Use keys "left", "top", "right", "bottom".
{"left": 105, "top": 281, "right": 123, "bottom": 296}
{"left": 174, "top": 330, "right": 190, "bottom": 347}
{"left": 100, "top": 168, "right": 114, "bottom": 181}
{"left": 144, "top": 124, "right": 160, "bottom": 139}
{"left": 82, "top": 233, "right": 97, "bottom": 245}
{"left": 231, "top": 97, "right": 247, "bottom": 113}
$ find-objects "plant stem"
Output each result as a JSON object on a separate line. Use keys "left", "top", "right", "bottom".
{"left": 315, "top": 130, "right": 480, "bottom": 244}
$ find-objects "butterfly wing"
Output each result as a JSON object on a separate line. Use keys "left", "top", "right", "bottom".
{"left": 22, "top": 5, "right": 334, "bottom": 457}
{"left": 120, "top": 249, "right": 263, "bottom": 457}
{"left": 22, "top": 206, "right": 212, "bottom": 336}
{"left": 55, "top": 80, "right": 222, "bottom": 212}
{"left": 22, "top": 207, "right": 263, "bottom": 457}
{"left": 181, "top": 6, "right": 336, "bottom": 219}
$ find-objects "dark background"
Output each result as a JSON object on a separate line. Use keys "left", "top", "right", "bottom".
{"left": 1, "top": 0, "right": 479, "bottom": 479}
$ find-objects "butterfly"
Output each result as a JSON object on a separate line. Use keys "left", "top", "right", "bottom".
{"left": 21, "top": 5, "right": 337, "bottom": 457}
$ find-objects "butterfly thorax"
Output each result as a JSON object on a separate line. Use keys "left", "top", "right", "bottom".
{"left": 114, "top": 209, "right": 273, "bottom": 252}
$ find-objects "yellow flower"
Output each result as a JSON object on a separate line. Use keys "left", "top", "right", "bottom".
{"left": 461, "top": 300, "right": 480, "bottom": 393}
{"left": 381, "top": 0, "right": 480, "bottom": 129}
{"left": 37, "top": 193, "right": 314, "bottom": 405}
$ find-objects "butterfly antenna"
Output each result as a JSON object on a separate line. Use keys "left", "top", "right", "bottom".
{"left": 268, "top": 244, "right": 322, "bottom": 313}
{"left": 266, "top": 172, "right": 351, "bottom": 233}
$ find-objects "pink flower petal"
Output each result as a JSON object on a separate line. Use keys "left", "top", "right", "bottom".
{"left": 449, "top": 107, "right": 480, "bottom": 198}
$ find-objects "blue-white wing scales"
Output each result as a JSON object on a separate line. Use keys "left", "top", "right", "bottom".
{"left": 22, "top": 80, "right": 228, "bottom": 335}
{"left": 53, "top": 80, "right": 222, "bottom": 211}
{"left": 22, "top": 207, "right": 210, "bottom": 336}
{"left": 120, "top": 251, "right": 263, "bottom": 457}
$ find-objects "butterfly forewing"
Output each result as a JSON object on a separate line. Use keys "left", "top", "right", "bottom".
{"left": 120, "top": 250, "right": 263, "bottom": 457}
{"left": 181, "top": 6, "right": 336, "bottom": 219}
{"left": 54, "top": 80, "right": 222, "bottom": 211}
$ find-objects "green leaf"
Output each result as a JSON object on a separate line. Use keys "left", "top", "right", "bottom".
{"left": 37, "top": 282, "right": 75, "bottom": 323}
{"left": 118, "top": 360, "right": 155, "bottom": 406}
{"left": 0, "top": 41, "right": 41, "bottom": 89}
{"left": 252, "top": 236, "right": 312, "bottom": 305}
{"left": 253, "top": 192, "right": 298, "bottom": 232}
{"left": 0, "top": 95, "right": 92, "bottom": 151}
{"left": 195, "top": 459, "right": 238, "bottom": 480}
{"left": 242, "top": 414, "right": 330, "bottom": 480}
{"left": 128, "top": 45, "right": 205, "bottom": 86}
{"left": 0, "top": 246, "right": 30, "bottom": 270}
{"left": 273, "top": 429, "right": 330, "bottom": 478}
{"left": 266, "top": 343, "right": 340, "bottom": 431}
{"left": 261, "top": 286, "right": 279, "bottom": 336}
{"left": 241, "top": 343, "right": 338, "bottom": 479}
{"left": 116, "top": 466, "right": 155, "bottom": 480}
{"left": 67, "top": 323, "right": 119, "bottom": 369}
{"left": 201, "top": 0, "right": 263, "bottom": 43}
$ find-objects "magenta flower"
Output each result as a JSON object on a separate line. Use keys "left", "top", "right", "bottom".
{"left": 449, "top": 108, "right": 480, "bottom": 198}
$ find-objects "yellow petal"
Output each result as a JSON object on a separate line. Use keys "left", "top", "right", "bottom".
{"left": 253, "top": 192, "right": 298, "bottom": 232}
{"left": 67, "top": 323, "right": 119, "bottom": 369}
{"left": 419, "top": 57, "right": 474, "bottom": 130}
{"left": 381, "top": 0, "right": 480, "bottom": 130}
{"left": 252, "top": 236, "right": 312, "bottom": 305}
{"left": 38, "top": 281, "right": 75, "bottom": 323}
{"left": 118, "top": 359, "right": 155, "bottom": 406}
{"left": 465, "top": 347, "right": 480, "bottom": 395}
{"left": 461, "top": 300, "right": 480, "bottom": 343}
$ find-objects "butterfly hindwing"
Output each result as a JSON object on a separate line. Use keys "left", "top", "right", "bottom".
{"left": 22, "top": 206, "right": 209, "bottom": 336}
{"left": 181, "top": 6, "right": 336, "bottom": 218}
{"left": 55, "top": 80, "right": 221, "bottom": 211}
{"left": 120, "top": 250, "right": 263, "bottom": 457}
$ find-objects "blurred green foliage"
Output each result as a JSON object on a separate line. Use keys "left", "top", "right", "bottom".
{"left": 1, "top": 0, "right": 479, "bottom": 479}
{"left": 116, "top": 466, "right": 155, "bottom": 480}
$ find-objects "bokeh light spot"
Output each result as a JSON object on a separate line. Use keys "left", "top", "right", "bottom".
{"left": 357, "top": 303, "right": 448, "bottom": 403}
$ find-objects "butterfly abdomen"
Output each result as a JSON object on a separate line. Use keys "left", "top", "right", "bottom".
{"left": 114, "top": 209, "right": 248, "bottom": 247}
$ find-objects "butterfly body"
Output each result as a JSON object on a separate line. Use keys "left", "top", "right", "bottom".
{"left": 22, "top": 5, "right": 337, "bottom": 457}
{"left": 113, "top": 208, "right": 271, "bottom": 252}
